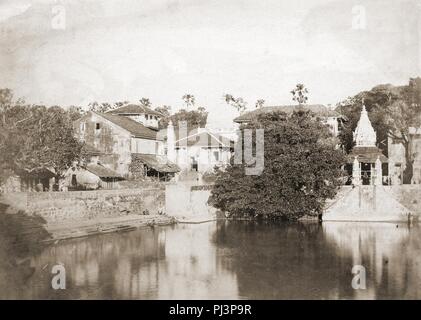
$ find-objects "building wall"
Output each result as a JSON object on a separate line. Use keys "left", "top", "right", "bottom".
{"left": 174, "top": 146, "right": 231, "bottom": 173}
{"left": 321, "top": 117, "right": 340, "bottom": 137}
{"left": 388, "top": 134, "right": 421, "bottom": 184}
{"left": 74, "top": 113, "right": 132, "bottom": 176}
{"left": 130, "top": 137, "right": 164, "bottom": 155}
{"left": 127, "top": 114, "right": 159, "bottom": 129}
{"left": 165, "top": 184, "right": 216, "bottom": 217}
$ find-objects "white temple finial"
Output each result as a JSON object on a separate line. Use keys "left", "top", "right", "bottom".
{"left": 353, "top": 104, "right": 377, "bottom": 147}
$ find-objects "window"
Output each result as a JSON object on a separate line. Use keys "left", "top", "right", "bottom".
{"left": 145, "top": 115, "right": 149, "bottom": 120}
{"left": 96, "top": 123, "right": 100, "bottom": 130}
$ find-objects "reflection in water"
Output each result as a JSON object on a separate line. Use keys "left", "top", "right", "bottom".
{"left": 1, "top": 220, "right": 421, "bottom": 299}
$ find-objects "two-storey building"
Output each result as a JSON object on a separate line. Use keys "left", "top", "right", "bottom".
{"left": 74, "top": 104, "right": 179, "bottom": 180}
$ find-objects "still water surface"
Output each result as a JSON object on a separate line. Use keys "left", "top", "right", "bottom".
{"left": 1, "top": 220, "right": 421, "bottom": 299}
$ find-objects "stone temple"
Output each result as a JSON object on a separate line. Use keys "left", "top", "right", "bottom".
{"left": 347, "top": 104, "right": 388, "bottom": 186}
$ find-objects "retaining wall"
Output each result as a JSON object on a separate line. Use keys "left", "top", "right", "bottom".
{"left": 0, "top": 188, "right": 165, "bottom": 223}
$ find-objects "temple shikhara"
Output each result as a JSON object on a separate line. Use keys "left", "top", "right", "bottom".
{"left": 347, "top": 104, "right": 388, "bottom": 185}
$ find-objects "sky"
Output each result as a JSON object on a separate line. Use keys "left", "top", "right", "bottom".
{"left": 0, "top": 0, "right": 420, "bottom": 125}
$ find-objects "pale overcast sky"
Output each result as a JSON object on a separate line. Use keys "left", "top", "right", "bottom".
{"left": 0, "top": 0, "right": 420, "bottom": 124}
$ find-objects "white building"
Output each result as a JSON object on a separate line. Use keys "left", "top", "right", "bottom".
{"left": 165, "top": 121, "right": 234, "bottom": 174}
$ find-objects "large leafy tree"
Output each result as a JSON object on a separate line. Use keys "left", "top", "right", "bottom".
{"left": 0, "top": 89, "right": 83, "bottom": 182}
{"left": 381, "top": 78, "right": 421, "bottom": 183}
{"left": 170, "top": 107, "right": 208, "bottom": 129}
{"left": 155, "top": 105, "right": 172, "bottom": 128}
{"left": 209, "top": 111, "right": 346, "bottom": 220}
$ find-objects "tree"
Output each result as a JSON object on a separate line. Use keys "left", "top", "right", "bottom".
{"left": 209, "top": 110, "right": 346, "bottom": 220}
{"left": 336, "top": 78, "right": 421, "bottom": 183}
{"left": 154, "top": 105, "right": 172, "bottom": 129}
{"left": 223, "top": 94, "right": 247, "bottom": 113}
{"left": 68, "top": 105, "right": 85, "bottom": 121}
{"left": 139, "top": 97, "right": 152, "bottom": 108}
{"left": 255, "top": 99, "right": 265, "bottom": 109}
{"left": 291, "top": 84, "right": 309, "bottom": 105}
{"left": 88, "top": 100, "right": 129, "bottom": 113}
{"left": 88, "top": 101, "right": 113, "bottom": 113}
{"left": 0, "top": 89, "right": 83, "bottom": 182}
{"left": 381, "top": 78, "right": 421, "bottom": 183}
{"left": 170, "top": 108, "right": 208, "bottom": 129}
{"left": 182, "top": 94, "right": 195, "bottom": 111}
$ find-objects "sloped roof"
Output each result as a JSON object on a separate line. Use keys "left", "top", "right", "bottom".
{"left": 347, "top": 146, "right": 388, "bottom": 163}
{"left": 175, "top": 131, "right": 233, "bottom": 148}
{"left": 107, "top": 104, "right": 163, "bottom": 117}
{"left": 159, "top": 127, "right": 234, "bottom": 148}
{"left": 17, "top": 167, "right": 56, "bottom": 178}
{"left": 234, "top": 104, "right": 342, "bottom": 123}
{"left": 132, "top": 154, "right": 180, "bottom": 173}
{"left": 86, "top": 164, "right": 123, "bottom": 179}
{"left": 96, "top": 112, "right": 161, "bottom": 140}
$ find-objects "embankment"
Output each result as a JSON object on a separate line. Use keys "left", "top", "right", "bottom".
{"left": 165, "top": 184, "right": 217, "bottom": 222}
{"left": 323, "top": 185, "right": 421, "bottom": 222}
{"left": 0, "top": 187, "right": 174, "bottom": 241}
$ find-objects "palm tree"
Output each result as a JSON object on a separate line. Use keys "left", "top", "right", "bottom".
{"left": 255, "top": 99, "right": 265, "bottom": 108}
{"left": 291, "top": 84, "right": 309, "bottom": 105}
{"left": 182, "top": 94, "right": 195, "bottom": 111}
{"left": 139, "top": 98, "right": 152, "bottom": 108}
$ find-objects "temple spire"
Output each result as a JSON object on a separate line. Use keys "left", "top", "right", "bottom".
{"left": 353, "top": 103, "right": 377, "bottom": 147}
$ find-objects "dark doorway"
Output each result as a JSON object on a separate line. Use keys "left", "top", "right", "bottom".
{"left": 361, "top": 162, "right": 371, "bottom": 185}
{"left": 191, "top": 157, "right": 198, "bottom": 171}
{"left": 71, "top": 174, "right": 77, "bottom": 187}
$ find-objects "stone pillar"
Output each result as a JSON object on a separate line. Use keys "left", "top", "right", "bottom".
{"left": 375, "top": 156, "right": 382, "bottom": 186}
{"left": 352, "top": 157, "right": 361, "bottom": 186}
{"left": 166, "top": 120, "right": 176, "bottom": 163}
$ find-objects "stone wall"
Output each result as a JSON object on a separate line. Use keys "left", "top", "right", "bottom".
{"left": 165, "top": 184, "right": 216, "bottom": 217}
{"left": 1, "top": 188, "right": 165, "bottom": 223}
{"left": 388, "top": 185, "right": 421, "bottom": 215}
{"left": 323, "top": 185, "right": 421, "bottom": 222}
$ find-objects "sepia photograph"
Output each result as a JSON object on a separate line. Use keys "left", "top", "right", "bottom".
{"left": 1, "top": 0, "right": 421, "bottom": 307}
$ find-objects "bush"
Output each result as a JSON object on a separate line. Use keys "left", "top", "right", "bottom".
{"left": 209, "top": 110, "right": 346, "bottom": 220}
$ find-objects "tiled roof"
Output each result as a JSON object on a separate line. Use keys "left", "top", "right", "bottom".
{"left": 347, "top": 146, "right": 388, "bottom": 163}
{"left": 107, "top": 104, "right": 163, "bottom": 117}
{"left": 95, "top": 112, "right": 161, "bottom": 140}
{"left": 175, "top": 130, "right": 233, "bottom": 148}
{"left": 132, "top": 154, "right": 180, "bottom": 173}
{"left": 234, "top": 105, "right": 342, "bottom": 123}
{"left": 86, "top": 164, "right": 123, "bottom": 178}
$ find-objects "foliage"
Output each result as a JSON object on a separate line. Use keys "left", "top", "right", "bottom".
{"left": 171, "top": 107, "right": 208, "bottom": 128}
{"left": 291, "top": 84, "right": 309, "bottom": 105}
{"left": 0, "top": 89, "right": 84, "bottom": 182}
{"left": 255, "top": 99, "right": 265, "bottom": 108}
{"left": 156, "top": 106, "right": 208, "bottom": 130}
{"left": 209, "top": 111, "right": 346, "bottom": 220}
{"left": 182, "top": 94, "right": 195, "bottom": 110}
{"left": 88, "top": 100, "right": 129, "bottom": 113}
{"left": 155, "top": 105, "right": 172, "bottom": 128}
{"left": 223, "top": 94, "right": 247, "bottom": 113}
{"left": 336, "top": 77, "right": 421, "bottom": 183}
{"left": 139, "top": 97, "right": 152, "bottom": 108}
